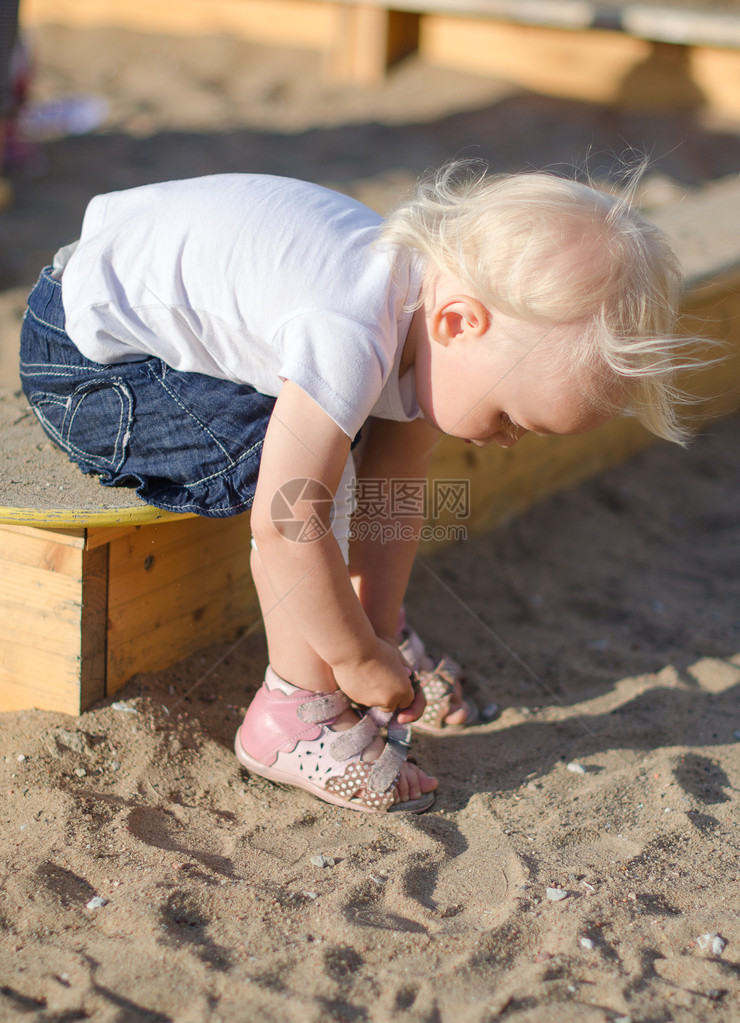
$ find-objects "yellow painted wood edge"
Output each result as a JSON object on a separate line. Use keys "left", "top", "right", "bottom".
{"left": 0, "top": 503, "right": 196, "bottom": 528}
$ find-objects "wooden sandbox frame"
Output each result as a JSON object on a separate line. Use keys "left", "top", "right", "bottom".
{"left": 21, "top": 0, "right": 740, "bottom": 117}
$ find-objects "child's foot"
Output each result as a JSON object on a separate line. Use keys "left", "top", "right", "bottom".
{"left": 235, "top": 667, "right": 437, "bottom": 813}
{"left": 397, "top": 617, "right": 480, "bottom": 733}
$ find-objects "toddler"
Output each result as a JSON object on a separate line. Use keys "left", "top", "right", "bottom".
{"left": 20, "top": 163, "right": 689, "bottom": 814}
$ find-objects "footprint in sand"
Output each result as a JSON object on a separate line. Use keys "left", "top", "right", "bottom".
{"left": 410, "top": 817, "right": 527, "bottom": 933}
{"left": 341, "top": 798, "right": 527, "bottom": 936}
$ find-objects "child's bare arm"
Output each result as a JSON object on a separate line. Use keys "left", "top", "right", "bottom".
{"left": 250, "top": 381, "right": 416, "bottom": 713}
{"left": 350, "top": 417, "right": 437, "bottom": 640}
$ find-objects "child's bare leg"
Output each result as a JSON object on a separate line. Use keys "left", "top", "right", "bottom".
{"left": 350, "top": 417, "right": 468, "bottom": 726}
{"left": 249, "top": 546, "right": 437, "bottom": 802}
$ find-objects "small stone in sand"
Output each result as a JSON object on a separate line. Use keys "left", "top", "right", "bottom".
{"left": 579, "top": 936, "right": 596, "bottom": 949}
{"left": 111, "top": 701, "right": 137, "bottom": 713}
{"left": 546, "top": 887, "right": 569, "bottom": 902}
{"left": 566, "top": 762, "right": 586, "bottom": 775}
{"left": 697, "top": 932, "right": 726, "bottom": 956}
{"left": 54, "top": 729, "right": 91, "bottom": 754}
{"left": 310, "top": 855, "right": 335, "bottom": 868}
{"left": 86, "top": 896, "right": 108, "bottom": 911}
{"left": 480, "top": 703, "right": 500, "bottom": 722}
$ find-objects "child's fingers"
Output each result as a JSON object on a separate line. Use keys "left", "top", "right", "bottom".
{"left": 395, "top": 680, "right": 426, "bottom": 724}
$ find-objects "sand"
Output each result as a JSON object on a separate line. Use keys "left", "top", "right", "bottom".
{"left": 1, "top": 22, "right": 739, "bottom": 1023}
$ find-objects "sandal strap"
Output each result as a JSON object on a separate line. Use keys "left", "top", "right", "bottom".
{"left": 296, "top": 689, "right": 351, "bottom": 724}
{"left": 325, "top": 762, "right": 398, "bottom": 811}
{"left": 329, "top": 713, "right": 378, "bottom": 760}
{"left": 367, "top": 735, "right": 408, "bottom": 793}
{"left": 418, "top": 659, "right": 456, "bottom": 729}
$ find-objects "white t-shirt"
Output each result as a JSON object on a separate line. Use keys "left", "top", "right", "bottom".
{"left": 58, "top": 174, "right": 423, "bottom": 439}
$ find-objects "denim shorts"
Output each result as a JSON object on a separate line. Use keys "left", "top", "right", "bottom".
{"left": 19, "top": 267, "right": 277, "bottom": 517}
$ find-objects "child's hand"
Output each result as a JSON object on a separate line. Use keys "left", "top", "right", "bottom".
{"left": 332, "top": 637, "right": 424, "bottom": 720}
{"left": 394, "top": 680, "right": 426, "bottom": 725}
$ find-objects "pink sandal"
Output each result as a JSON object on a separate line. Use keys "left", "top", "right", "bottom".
{"left": 235, "top": 667, "right": 434, "bottom": 813}
{"left": 397, "top": 613, "right": 480, "bottom": 734}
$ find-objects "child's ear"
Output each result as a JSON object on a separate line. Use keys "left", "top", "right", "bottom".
{"left": 430, "top": 295, "right": 490, "bottom": 346}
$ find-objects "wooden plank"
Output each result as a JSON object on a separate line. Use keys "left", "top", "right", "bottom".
{"left": 106, "top": 515, "right": 257, "bottom": 692}
{"left": 327, "top": 5, "right": 419, "bottom": 83}
{"left": 79, "top": 543, "right": 108, "bottom": 709}
{"left": 0, "top": 599, "right": 83, "bottom": 654}
{"left": 387, "top": 9, "right": 421, "bottom": 64}
{"left": 0, "top": 529, "right": 86, "bottom": 577}
{"left": 0, "top": 641, "right": 83, "bottom": 714}
{"left": 0, "top": 532, "right": 106, "bottom": 712}
{"left": 107, "top": 589, "right": 261, "bottom": 693}
{"left": 690, "top": 44, "right": 740, "bottom": 121}
{"left": 108, "top": 547, "right": 254, "bottom": 640}
{"left": 1, "top": 559, "right": 85, "bottom": 623}
{"left": 0, "top": 523, "right": 85, "bottom": 548}
{"left": 420, "top": 16, "right": 652, "bottom": 104}
{"left": 107, "top": 515, "right": 252, "bottom": 606}
{"left": 23, "top": 0, "right": 336, "bottom": 49}
{"left": 0, "top": 525, "right": 89, "bottom": 712}
{"left": 424, "top": 416, "right": 652, "bottom": 547}
{"left": 0, "top": 673, "right": 83, "bottom": 715}
{"left": 327, "top": 4, "right": 390, "bottom": 85}
{"left": 84, "top": 524, "right": 140, "bottom": 550}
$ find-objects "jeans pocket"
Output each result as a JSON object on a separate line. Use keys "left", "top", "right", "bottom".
{"left": 29, "top": 378, "right": 134, "bottom": 476}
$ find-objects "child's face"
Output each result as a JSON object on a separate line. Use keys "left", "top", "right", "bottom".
{"left": 414, "top": 305, "right": 615, "bottom": 448}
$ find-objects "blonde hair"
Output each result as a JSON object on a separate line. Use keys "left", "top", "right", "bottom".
{"left": 380, "top": 161, "right": 699, "bottom": 444}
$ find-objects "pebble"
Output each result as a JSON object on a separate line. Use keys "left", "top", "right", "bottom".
{"left": 480, "top": 703, "right": 500, "bottom": 723}
{"left": 310, "top": 855, "right": 335, "bottom": 868}
{"left": 74, "top": 767, "right": 87, "bottom": 778}
{"left": 579, "top": 936, "right": 596, "bottom": 949}
{"left": 111, "top": 701, "right": 137, "bottom": 714}
{"left": 16, "top": 754, "right": 26, "bottom": 763}
{"left": 697, "top": 932, "right": 726, "bottom": 956}
{"left": 546, "top": 887, "right": 569, "bottom": 902}
{"left": 86, "top": 897, "right": 108, "bottom": 911}
{"left": 54, "top": 729, "right": 91, "bottom": 754}
{"left": 566, "top": 762, "right": 586, "bottom": 775}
